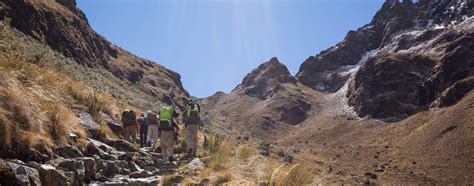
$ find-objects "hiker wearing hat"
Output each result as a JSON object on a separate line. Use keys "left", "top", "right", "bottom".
{"left": 138, "top": 112, "right": 148, "bottom": 147}
{"left": 183, "top": 101, "right": 201, "bottom": 158}
{"left": 121, "top": 109, "right": 138, "bottom": 144}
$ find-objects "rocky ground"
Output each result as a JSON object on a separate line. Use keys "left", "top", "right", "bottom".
{"left": 0, "top": 111, "right": 185, "bottom": 186}
{"left": 0, "top": 140, "right": 183, "bottom": 186}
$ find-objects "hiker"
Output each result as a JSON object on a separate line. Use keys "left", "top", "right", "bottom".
{"left": 121, "top": 110, "right": 138, "bottom": 144}
{"left": 158, "top": 105, "right": 179, "bottom": 162}
{"left": 146, "top": 110, "right": 159, "bottom": 147}
{"left": 183, "top": 101, "right": 201, "bottom": 158}
{"left": 138, "top": 113, "right": 147, "bottom": 148}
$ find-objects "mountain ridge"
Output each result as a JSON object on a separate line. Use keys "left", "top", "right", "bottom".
{"left": 0, "top": 0, "right": 190, "bottom": 110}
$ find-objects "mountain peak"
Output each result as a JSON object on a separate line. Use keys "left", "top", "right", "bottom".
{"left": 237, "top": 57, "right": 297, "bottom": 99}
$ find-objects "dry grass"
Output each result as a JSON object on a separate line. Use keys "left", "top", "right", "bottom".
{"left": 205, "top": 137, "right": 233, "bottom": 171}
{"left": 216, "top": 170, "right": 232, "bottom": 184}
{"left": 160, "top": 175, "right": 173, "bottom": 186}
{"left": 237, "top": 143, "right": 256, "bottom": 160}
{"left": 174, "top": 123, "right": 187, "bottom": 154}
{"left": 161, "top": 174, "right": 184, "bottom": 186}
{"left": 0, "top": 20, "right": 124, "bottom": 159}
{"left": 262, "top": 154, "right": 314, "bottom": 186}
{"left": 278, "top": 164, "right": 314, "bottom": 185}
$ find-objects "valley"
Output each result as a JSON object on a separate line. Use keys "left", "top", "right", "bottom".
{"left": 0, "top": 0, "right": 473, "bottom": 185}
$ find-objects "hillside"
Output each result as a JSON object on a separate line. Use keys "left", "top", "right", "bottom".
{"left": 0, "top": 0, "right": 189, "bottom": 110}
{"left": 200, "top": 0, "right": 474, "bottom": 184}
{"left": 0, "top": 0, "right": 193, "bottom": 185}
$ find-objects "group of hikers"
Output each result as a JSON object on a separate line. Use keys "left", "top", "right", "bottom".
{"left": 121, "top": 101, "right": 201, "bottom": 162}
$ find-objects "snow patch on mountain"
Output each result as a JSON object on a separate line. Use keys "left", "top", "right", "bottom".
{"left": 328, "top": 49, "right": 379, "bottom": 117}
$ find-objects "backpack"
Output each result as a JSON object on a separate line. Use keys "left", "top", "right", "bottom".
{"left": 138, "top": 116, "right": 147, "bottom": 126}
{"left": 122, "top": 110, "right": 136, "bottom": 127}
{"left": 146, "top": 112, "right": 158, "bottom": 125}
{"left": 186, "top": 103, "right": 200, "bottom": 124}
{"left": 159, "top": 106, "right": 174, "bottom": 131}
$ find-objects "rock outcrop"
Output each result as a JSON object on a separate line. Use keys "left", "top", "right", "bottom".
{"left": 235, "top": 58, "right": 311, "bottom": 125}
{"left": 297, "top": 0, "right": 473, "bottom": 119}
{"left": 201, "top": 58, "right": 314, "bottom": 139}
{"left": 238, "top": 57, "right": 297, "bottom": 100}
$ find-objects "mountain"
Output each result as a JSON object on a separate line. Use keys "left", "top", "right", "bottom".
{"left": 200, "top": 57, "right": 318, "bottom": 139}
{"left": 297, "top": 0, "right": 473, "bottom": 119}
{"left": 200, "top": 0, "right": 474, "bottom": 184}
{"left": 0, "top": 0, "right": 189, "bottom": 110}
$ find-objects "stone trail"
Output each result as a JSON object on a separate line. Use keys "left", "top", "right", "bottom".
{"left": 0, "top": 137, "right": 184, "bottom": 186}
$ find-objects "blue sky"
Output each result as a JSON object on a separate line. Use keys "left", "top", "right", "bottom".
{"left": 77, "top": 0, "right": 385, "bottom": 98}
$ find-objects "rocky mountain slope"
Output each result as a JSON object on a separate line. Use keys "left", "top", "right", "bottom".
{"left": 201, "top": 0, "right": 474, "bottom": 184}
{"left": 200, "top": 57, "right": 319, "bottom": 140}
{"left": 204, "top": 0, "right": 473, "bottom": 131}
{"left": 297, "top": 0, "right": 473, "bottom": 119}
{"left": 0, "top": 0, "right": 189, "bottom": 110}
{"left": 0, "top": 0, "right": 194, "bottom": 185}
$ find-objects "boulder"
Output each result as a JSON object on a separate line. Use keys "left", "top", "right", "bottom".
{"left": 36, "top": 164, "right": 69, "bottom": 186}
{"left": 126, "top": 176, "right": 160, "bottom": 186}
{"left": 118, "top": 152, "right": 134, "bottom": 161}
{"left": 4, "top": 160, "right": 41, "bottom": 186}
{"left": 128, "top": 161, "right": 142, "bottom": 172}
{"left": 102, "top": 112, "right": 124, "bottom": 135}
{"left": 80, "top": 157, "right": 97, "bottom": 183}
{"left": 0, "top": 160, "right": 21, "bottom": 185}
{"left": 58, "top": 159, "right": 85, "bottom": 185}
{"left": 185, "top": 158, "right": 205, "bottom": 170}
{"left": 109, "top": 139, "right": 137, "bottom": 152}
{"left": 77, "top": 112, "right": 100, "bottom": 131}
{"left": 57, "top": 145, "right": 84, "bottom": 158}
{"left": 100, "top": 160, "right": 121, "bottom": 178}
{"left": 129, "top": 170, "right": 152, "bottom": 178}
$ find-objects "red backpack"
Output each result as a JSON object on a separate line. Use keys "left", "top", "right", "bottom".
{"left": 146, "top": 112, "right": 158, "bottom": 125}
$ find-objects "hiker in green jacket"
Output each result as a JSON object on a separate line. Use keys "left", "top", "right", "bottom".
{"left": 183, "top": 101, "right": 201, "bottom": 158}
{"left": 158, "top": 105, "right": 179, "bottom": 162}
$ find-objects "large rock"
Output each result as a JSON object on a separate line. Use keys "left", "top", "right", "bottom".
{"left": 0, "top": 160, "right": 22, "bottom": 185}
{"left": 80, "top": 157, "right": 97, "bottom": 183}
{"left": 102, "top": 112, "right": 123, "bottom": 135}
{"left": 185, "top": 158, "right": 205, "bottom": 170}
{"left": 126, "top": 176, "right": 161, "bottom": 186}
{"left": 57, "top": 159, "right": 86, "bottom": 185}
{"left": 129, "top": 170, "right": 152, "bottom": 179}
{"left": 57, "top": 145, "right": 84, "bottom": 158}
{"left": 109, "top": 139, "right": 137, "bottom": 152}
{"left": 3, "top": 160, "right": 41, "bottom": 186}
{"left": 36, "top": 164, "right": 69, "bottom": 186}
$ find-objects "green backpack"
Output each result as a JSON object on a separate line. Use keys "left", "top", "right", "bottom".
{"left": 159, "top": 106, "right": 174, "bottom": 130}
{"left": 186, "top": 104, "right": 200, "bottom": 124}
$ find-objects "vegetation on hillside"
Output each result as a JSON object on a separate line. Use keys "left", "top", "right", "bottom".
{"left": 0, "top": 20, "right": 133, "bottom": 161}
